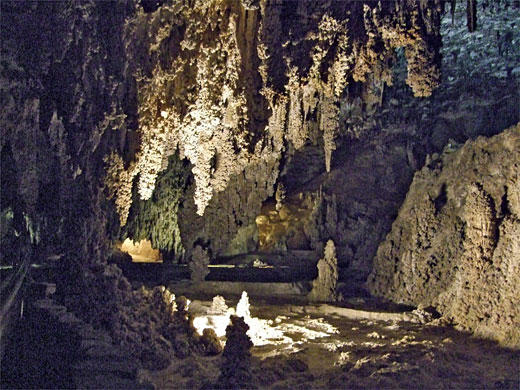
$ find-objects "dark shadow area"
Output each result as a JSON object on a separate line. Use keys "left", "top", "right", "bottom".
{"left": 1, "top": 309, "right": 81, "bottom": 389}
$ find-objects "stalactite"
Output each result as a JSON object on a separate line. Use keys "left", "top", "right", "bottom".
{"left": 107, "top": 0, "right": 445, "bottom": 229}
{"left": 83, "top": 0, "right": 447, "bottom": 268}
{"left": 451, "top": 0, "right": 457, "bottom": 25}
{"left": 467, "top": 0, "right": 478, "bottom": 32}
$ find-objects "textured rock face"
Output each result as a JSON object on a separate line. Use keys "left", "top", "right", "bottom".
{"left": 3, "top": 0, "right": 518, "bottom": 375}
{"left": 120, "top": 153, "right": 189, "bottom": 260}
{"left": 280, "top": 3, "right": 520, "bottom": 286}
{"left": 0, "top": 1, "right": 203, "bottom": 367}
{"left": 103, "top": 0, "right": 445, "bottom": 260}
{"left": 368, "top": 124, "right": 520, "bottom": 348}
{"left": 189, "top": 245, "right": 211, "bottom": 283}
{"left": 0, "top": 1, "right": 140, "bottom": 333}
{"left": 120, "top": 238, "right": 162, "bottom": 262}
{"left": 1, "top": 1, "right": 135, "bottom": 264}
{"left": 121, "top": 1, "right": 519, "bottom": 277}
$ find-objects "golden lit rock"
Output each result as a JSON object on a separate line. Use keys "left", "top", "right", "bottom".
{"left": 120, "top": 238, "right": 163, "bottom": 263}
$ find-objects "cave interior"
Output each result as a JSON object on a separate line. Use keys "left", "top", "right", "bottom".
{"left": 1, "top": 0, "right": 519, "bottom": 389}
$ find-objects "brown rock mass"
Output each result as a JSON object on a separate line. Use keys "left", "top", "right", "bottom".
{"left": 368, "top": 124, "right": 520, "bottom": 348}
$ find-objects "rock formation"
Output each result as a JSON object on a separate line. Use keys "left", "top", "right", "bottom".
{"left": 368, "top": 124, "right": 520, "bottom": 348}
{"left": 275, "top": 3, "right": 520, "bottom": 287}
{"left": 189, "top": 245, "right": 210, "bottom": 284}
{"left": 236, "top": 291, "right": 251, "bottom": 320}
{"left": 308, "top": 240, "right": 339, "bottom": 302}
{"left": 104, "top": 0, "right": 445, "bottom": 261}
{"left": 2, "top": 0, "right": 519, "bottom": 375}
{"left": 200, "top": 328, "right": 222, "bottom": 356}
{"left": 120, "top": 153, "right": 189, "bottom": 261}
{"left": 217, "top": 315, "right": 254, "bottom": 389}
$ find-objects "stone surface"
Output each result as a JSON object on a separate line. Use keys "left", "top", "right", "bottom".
{"left": 72, "top": 358, "right": 139, "bottom": 378}
{"left": 189, "top": 245, "right": 210, "bottom": 283}
{"left": 74, "top": 373, "right": 153, "bottom": 390}
{"left": 84, "top": 344, "right": 131, "bottom": 359}
{"left": 270, "top": 3, "right": 520, "bottom": 287}
{"left": 103, "top": 0, "right": 445, "bottom": 265}
{"left": 368, "top": 124, "right": 520, "bottom": 348}
{"left": 200, "top": 328, "right": 222, "bottom": 356}
{"left": 308, "top": 240, "right": 339, "bottom": 302}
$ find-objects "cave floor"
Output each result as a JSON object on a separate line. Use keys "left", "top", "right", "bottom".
{"left": 140, "top": 297, "right": 520, "bottom": 389}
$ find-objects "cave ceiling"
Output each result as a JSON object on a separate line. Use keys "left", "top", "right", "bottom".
{"left": 105, "top": 0, "right": 444, "bottom": 228}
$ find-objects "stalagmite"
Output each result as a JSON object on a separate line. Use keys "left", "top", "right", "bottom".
{"left": 308, "top": 240, "right": 339, "bottom": 302}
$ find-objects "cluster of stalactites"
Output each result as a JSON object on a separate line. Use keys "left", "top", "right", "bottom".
{"left": 105, "top": 0, "right": 443, "bottom": 225}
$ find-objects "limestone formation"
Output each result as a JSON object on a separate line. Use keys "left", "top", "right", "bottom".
{"left": 189, "top": 245, "right": 210, "bottom": 284}
{"left": 217, "top": 315, "right": 254, "bottom": 389}
{"left": 200, "top": 328, "right": 222, "bottom": 356}
{"left": 308, "top": 240, "right": 339, "bottom": 302}
{"left": 275, "top": 182, "right": 285, "bottom": 212}
{"left": 104, "top": 153, "right": 138, "bottom": 226}
{"left": 368, "top": 124, "right": 520, "bottom": 348}
{"left": 236, "top": 291, "right": 251, "bottom": 320}
{"left": 4, "top": 0, "right": 518, "bottom": 380}
{"left": 256, "top": 191, "right": 317, "bottom": 251}
{"left": 114, "top": 152, "right": 189, "bottom": 261}
{"left": 210, "top": 295, "right": 229, "bottom": 316}
{"left": 105, "top": 0, "right": 444, "bottom": 234}
{"left": 119, "top": 238, "right": 162, "bottom": 262}
{"left": 222, "top": 222, "right": 259, "bottom": 256}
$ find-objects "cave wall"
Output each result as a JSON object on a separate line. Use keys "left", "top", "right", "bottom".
{"left": 0, "top": 1, "right": 207, "bottom": 365}
{"left": 276, "top": 3, "right": 520, "bottom": 286}
{"left": 2, "top": 0, "right": 519, "bottom": 367}
{"left": 2, "top": 0, "right": 516, "bottom": 290}
{"left": 1, "top": 0, "right": 519, "bottom": 357}
{"left": 367, "top": 124, "right": 520, "bottom": 348}
{"left": 0, "top": 0, "right": 157, "bottom": 349}
{"left": 0, "top": 0, "right": 136, "bottom": 271}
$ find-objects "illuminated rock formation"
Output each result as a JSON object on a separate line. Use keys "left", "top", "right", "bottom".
{"left": 121, "top": 153, "right": 189, "bottom": 261}
{"left": 368, "top": 124, "right": 520, "bottom": 348}
{"left": 4, "top": 0, "right": 518, "bottom": 379}
{"left": 105, "top": 0, "right": 444, "bottom": 236}
{"left": 120, "top": 238, "right": 163, "bottom": 262}
{"left": 200, "top": 328, "right": 222, "bottom": 356}
{"left": 105, "top": 153, "right": 138, "bottom": 226}
{"left": 189, "top": 245, "right": 210, "bottom": 284}
{"left": 308, "top": 240, "right": 339, "bottom": 302}
{"left": 236, "top": 291, "right": 251, "bottom": 320}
